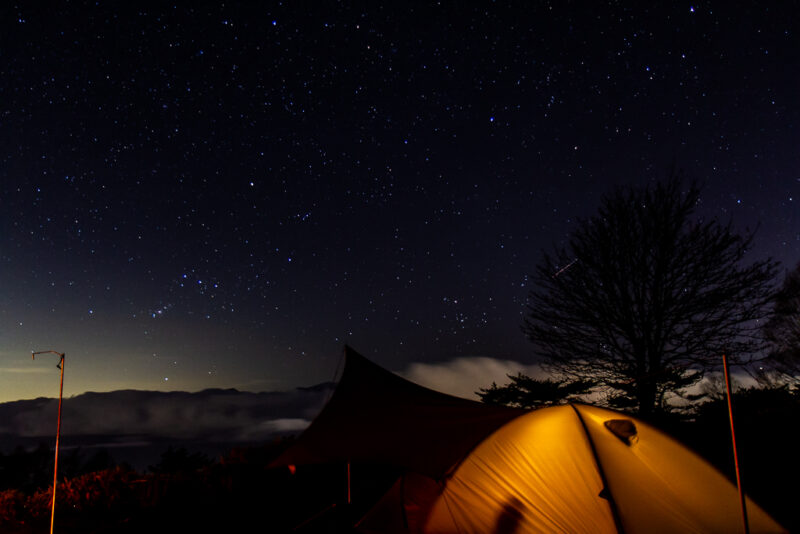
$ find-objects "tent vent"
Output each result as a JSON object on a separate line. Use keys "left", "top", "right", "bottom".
{"left": 604, "top": 419, "right": 638, "bottom": 445}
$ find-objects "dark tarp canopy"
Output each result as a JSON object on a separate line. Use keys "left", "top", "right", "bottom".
{"left": 270, "top": 346, "right": 525, "bottom": 479}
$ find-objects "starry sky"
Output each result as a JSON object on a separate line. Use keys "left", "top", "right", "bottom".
{"left": 1, "top": 2, "right": 798, "bottom": 403}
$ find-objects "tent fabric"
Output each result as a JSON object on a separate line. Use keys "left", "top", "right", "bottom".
{"left": 576, "top": 404, "right": 782, "bottom": 534}
{"left": 269, "top": 346, "right": 526, "bottom": 478}
{"left": 422, "top": 405, "right": 616, "bottom": 533}
{"left": 419, "top": 404, "right": 784, "bottom": 533}
{"left": 356, "top": 472, "right": 444, "bottom": 534}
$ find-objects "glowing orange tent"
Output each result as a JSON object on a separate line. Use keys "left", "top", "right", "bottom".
{"left": 272, "top": 347, "right": 786, "bottom": 533}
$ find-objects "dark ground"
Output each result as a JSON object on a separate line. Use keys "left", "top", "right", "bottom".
{"left": 2, "top": 388, "right": 798, "bottom": 533}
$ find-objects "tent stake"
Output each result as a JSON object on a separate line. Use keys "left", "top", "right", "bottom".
{"left": 722, "top": 354, "right": 749, "bottom": 534}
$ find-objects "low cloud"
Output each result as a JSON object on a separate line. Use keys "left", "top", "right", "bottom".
{"left": 235, "top": 418, "right": 311, "bottom": 441}
{"left": 0, "top": 367, "right": 52, "bottom": 374}
{"left": 400, "top": 357, "right": 544, "bottom": 400}
{"left": 0, "top": 387, "right": 329, "bottom": 442}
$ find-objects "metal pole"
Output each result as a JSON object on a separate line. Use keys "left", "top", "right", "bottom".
{"left": 346, "top": 461, "right": 351, "bottom": 505}
{"left": 722, "top": 354, "right": 749, "bottom": 534}
{"left": 32, "top": 351, "right": 65, "bottom": 534}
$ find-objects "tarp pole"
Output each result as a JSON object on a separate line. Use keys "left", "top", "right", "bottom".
{"left": 31, "top": 350, "right": 65, "bottom": 534}
{"left": 723, "top": 354, "right": 749, "bottom": 534}
{"left": 347, "top": 461, "right": 351, "bottom": 504}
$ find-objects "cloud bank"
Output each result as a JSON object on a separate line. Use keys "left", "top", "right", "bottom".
{"left": 400, "top": 356, "right": 543, "bottom": 400}
{"left": 0, "top": 386, "right": 333, "bottom": 444}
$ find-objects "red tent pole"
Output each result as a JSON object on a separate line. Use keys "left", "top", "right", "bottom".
{"left": 722, "top": 354, "right": 749, "bottom": 534}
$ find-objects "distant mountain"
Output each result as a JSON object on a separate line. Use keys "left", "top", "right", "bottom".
{"left": 0, "top": 385, "right": 334, "bottom": 469}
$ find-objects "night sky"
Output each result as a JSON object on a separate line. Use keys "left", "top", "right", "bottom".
{"left": 1, "top": 2, "right": 798, "bottom": 403}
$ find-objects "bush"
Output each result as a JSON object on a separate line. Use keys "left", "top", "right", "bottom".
{"left": 0, "top": 489, "right": 27, "bottom": 524}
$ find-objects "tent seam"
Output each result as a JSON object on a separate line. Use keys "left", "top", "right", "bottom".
{"left": 570, "top": 404, "right": 626, "bottom": 534}
{"left": 440, "top": 488, "right": 464, "bottom": 534}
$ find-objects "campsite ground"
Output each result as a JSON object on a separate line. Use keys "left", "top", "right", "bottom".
{"left": 0, "top": 443, "right": 396, "bottom": 534}
{"left": 1, "top": 389, "right": 798, "bottom": 533}
{"left": 2, "top": 439, "right": 797, "bottom": 534}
